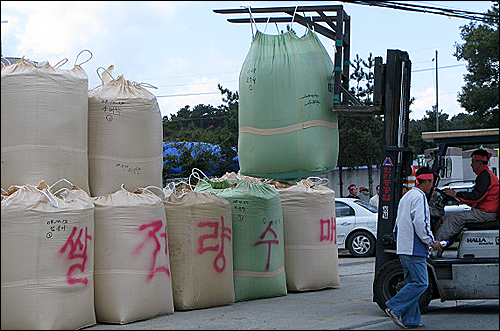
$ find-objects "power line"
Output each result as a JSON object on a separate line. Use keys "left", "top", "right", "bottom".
{"left": 341, "top": 1, "right": 498, "bottom": 23}
{"left": 154, "top": 79, "right": 237, "bottom": 89}
{"left": 156, "top": 92, "right": 222, "bottom": 98}
{"left": 412, "top": 63, "right": 465, "bottom": 73}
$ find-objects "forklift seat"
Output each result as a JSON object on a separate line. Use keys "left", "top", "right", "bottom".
{"left": 463, "top": 219, "right": 499, "bottom": 231}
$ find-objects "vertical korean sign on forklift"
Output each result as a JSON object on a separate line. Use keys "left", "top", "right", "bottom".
{"left": 380, "top": 155, "right": 395, "bottom": 221}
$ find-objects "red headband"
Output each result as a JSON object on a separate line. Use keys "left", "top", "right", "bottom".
{"left": 472, "top": 154, "right": 491, "bottom": 162}
{"left": 416, "top": 173, "right": 434, "bottom": 185}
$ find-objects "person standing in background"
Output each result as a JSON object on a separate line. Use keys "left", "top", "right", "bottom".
{"left": 346, "top": 184, "right": 360, "bottom": 199}
{"left": 370, "top": 185, "right": 380, "bottom": 207}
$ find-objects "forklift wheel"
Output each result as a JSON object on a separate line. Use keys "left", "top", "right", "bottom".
{"left": 373, "top": 258, "right": 433, "bottom": 313}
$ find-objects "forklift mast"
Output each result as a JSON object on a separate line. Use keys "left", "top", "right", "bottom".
{"left": 373, "top": 50, "right": 414, "bottom": 272}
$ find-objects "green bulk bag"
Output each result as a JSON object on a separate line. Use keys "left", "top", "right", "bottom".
{"left": 238, "top": 29, "right": 339, "bottom": 181}
{"left": 194, "top": 179, "right": 287, "bottom": 302}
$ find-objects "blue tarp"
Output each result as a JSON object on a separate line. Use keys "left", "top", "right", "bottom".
{"left": 163, "top": 141, "right": 239, "bottom": 175}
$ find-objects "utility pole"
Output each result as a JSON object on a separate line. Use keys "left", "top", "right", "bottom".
{"left": 435, "top": 50, "right": 439, "bottom": 131}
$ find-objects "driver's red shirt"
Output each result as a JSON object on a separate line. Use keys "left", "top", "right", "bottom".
{"left": 457, "top": 165, "right": 499, "bottom": 214}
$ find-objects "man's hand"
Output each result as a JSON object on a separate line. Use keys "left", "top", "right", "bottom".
{"left": 443, "top": 188, "right": 457, "bottom": 197}
{"left": 431, "top": 241, "right": 443, "bottom": 251}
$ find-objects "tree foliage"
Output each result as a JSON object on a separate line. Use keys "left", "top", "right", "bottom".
{"left": 453, "top": 1, "right": 499, "bottom": 126}
{"left": 162, "top": 85, "right": 239, "bottom": 182}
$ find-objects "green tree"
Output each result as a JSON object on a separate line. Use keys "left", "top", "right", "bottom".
{"left": 453, "top": 1, "right": 499, "bottom": 126}
{"left": 162, "top": 85, "right": 239, "bottom": 182}
{"left": 338, "top": 53, "right": 383, "bottom": 196}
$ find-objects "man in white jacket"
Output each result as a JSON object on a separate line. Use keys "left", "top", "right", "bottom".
{"left": 384, "top": 167, "right": 443, "bottom": 329}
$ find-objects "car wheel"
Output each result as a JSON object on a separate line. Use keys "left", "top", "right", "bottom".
{"left": 346, "top": 231, "right": 376, "bottom": 257}
{"left": 373, "top": 258, "right": 433, "bottom": 313}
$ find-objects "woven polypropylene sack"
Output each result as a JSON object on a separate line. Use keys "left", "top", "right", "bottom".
{"left": 238, "top": 29, "right": 338, "bottom": 180}
{"left": 195, "top": 179, "right": 287, "bottom": 302}
{"left": 1, "top": 59, "right": 90, "bottom": 193}
{"left": 271, "top": 179, "right": 340, "bottom": 291}
{"left": 164, "top": 186, "right": 235, "bottom": 310}
{"left": 1, "top": 181, "right": 95, "bottom": 330}
{"left": 88, "top": 75, "right": 163, "bottom": 197}
{"left": 92, "top": 187, "right": 174, "bottom": 324}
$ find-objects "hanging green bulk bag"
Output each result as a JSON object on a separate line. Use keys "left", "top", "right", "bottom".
{"left": 238, "top": 29, "right": 338, "bottom": 181}
{"left": 194, "top": 178, "right": 287, "bottom": 302}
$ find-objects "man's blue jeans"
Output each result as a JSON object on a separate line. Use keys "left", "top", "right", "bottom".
{"left": 385, "top": 254, "right": 428, "bottom": 327}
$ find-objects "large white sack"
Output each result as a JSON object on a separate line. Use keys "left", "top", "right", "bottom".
{"left": 1, "top": 181, "right": 96, "bottom": 330}
{"left": 271, "top": 178, "right": 340, "bottom": 291}
{"left": 88, "top": 74, "right": 163, "bottom": 197}
{"left": 1, "top": 59, "right": 90, "bottom": 193}
{"left": 163, "top": 184, "right": 235, "bottom": 310}
{"left": 92, "top": 186, "right": 174, "bottom": 323}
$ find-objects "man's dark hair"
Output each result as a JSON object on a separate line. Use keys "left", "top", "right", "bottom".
{"left": 415, "top": 166, "right": 435, "bottom": 186}
{"left": 416, "top": 166, "right": 433, "bottom": 177}
{"left": 348, "top": 184, "right": 356, "bottom": 191}
{"left": 472, "top": 149, "right": 491, "bottom": 165}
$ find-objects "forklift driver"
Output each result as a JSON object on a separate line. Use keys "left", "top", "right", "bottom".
{"left": 433, "top": 149, "right": 499, "bottom": 253}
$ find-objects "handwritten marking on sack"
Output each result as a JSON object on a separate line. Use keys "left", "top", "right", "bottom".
{"left": 197, "top": 216, "right": 232, "bottom": 273}
{"left": 244, "top": 68, "right": 256, "bottom": 91}
{"left": 233, "top": 199, "right": 249, "bottom": 213}
{"left": 59, "top": 226, "right": 92, "bottom": 285}
{"left": 115, "top": 163, "right": 142, "bottom": 175}
{"left": 46, "top": 219, "right": 69, "bottom": 238}
{"left": 132, "top": 219, "right": 170, "bottom": 282}
{"left": 253, "top": 220, "right": 279, "bottom": 271}
{"left": 101, "top": 100, "right": 125, "bottom": 122}
{"left": 299, "top": 94, "right": 321, "bottom": 107}
{"left": 319, "top": 217, "right": 336, "bottom": 244}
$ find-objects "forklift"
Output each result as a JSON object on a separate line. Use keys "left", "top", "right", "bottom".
{"left": 371, "top": 124, "right": 499, "bottom": 311}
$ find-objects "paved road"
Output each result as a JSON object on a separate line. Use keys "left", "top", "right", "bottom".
{"left": 84, "top": 251, "right": 499, "bottom": 330}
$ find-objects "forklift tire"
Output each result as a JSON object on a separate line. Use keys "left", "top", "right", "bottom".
{"left": 373, "top": 258, "right": 433, "bottom": 313}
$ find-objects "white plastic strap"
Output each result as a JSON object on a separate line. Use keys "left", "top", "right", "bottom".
{"left": 290, "top": 6, "right": 298, "bottom": 29}
{"left": 189, "top": 168, "right": 210, "bottom": 188}
{"left": 49, "top": 178, "right": 75, "bottom": 191}
{"left": 264, "top": 16, "right": 271, "bottom": 33}
{"left": 54, "top": 58, "right": 68, "bottom": 69}
{"left": 75, "top": 49, "right": 92, "bottom": 66}
{"left": 138, "top": 82, "right": 158, "bottom": 89}
{"left": 1, "top": 187, "right": 7, "bottom": 194}
{"left": 1, "top": 57, "right": 12, "bottom": 66}
{"left": 96, "top": 66, "right": 115, "bottom": 83}
{"left": 307, "top": 177, "right": 329, "bottom": 186}
{"left": 53, "top": 188, "right": 76, "bottom": 203}
{"left": 241, "top": 6, "right": 257, "bottom": 37}
{"left": 35, "top": 187, "right": 59, "bottom": 208}
{"left": 169, "top": 181, "right": 191, "bottom": 199}
{"left": 137, "top": 185, "right": 165, "bottom": 201}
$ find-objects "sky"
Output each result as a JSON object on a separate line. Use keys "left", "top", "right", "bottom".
{"left": 1, "top": 1, "right": 495, "bottom": 121}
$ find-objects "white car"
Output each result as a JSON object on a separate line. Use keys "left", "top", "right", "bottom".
{"left": 335, "top": 198, "right": 378, "bottom": 257}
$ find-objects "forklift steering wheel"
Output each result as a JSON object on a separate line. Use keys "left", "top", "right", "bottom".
{"left": 434, "top": 187, "right": 461, "bottom": 204}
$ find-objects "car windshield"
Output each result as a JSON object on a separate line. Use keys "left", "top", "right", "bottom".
{"left": 353, "top": 200, "right": 378, "bottom": 213}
